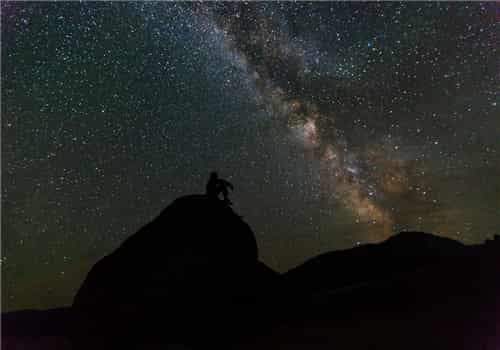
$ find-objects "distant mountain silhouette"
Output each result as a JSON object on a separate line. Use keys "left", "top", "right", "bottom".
{"left": 1, "top": 308, "right": 72, "bottom": 350}
{"left": 2, "top": 192, "right": 499, "bottom": 349}
{"left": 283, "top": 231, "right": 469, "bottom": 298}
{"left": 276, "top": 232, "right": 500, "bottom": 350}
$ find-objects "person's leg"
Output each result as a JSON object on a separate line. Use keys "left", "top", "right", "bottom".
{"left": 222, "top": 188, "right": 232, "bottom": 205}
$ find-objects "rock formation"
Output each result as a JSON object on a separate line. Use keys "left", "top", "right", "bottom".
{"left": 71, "top": 194, "right": 280, "bottom": 349}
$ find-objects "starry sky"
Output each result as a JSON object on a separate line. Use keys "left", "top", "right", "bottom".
{"left": 2, "top": 2, "right": 499, "bottom": 311}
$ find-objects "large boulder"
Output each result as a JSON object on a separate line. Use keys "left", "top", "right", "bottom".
{"left": 71, "top": 195, "right": 280, "bottom": 349}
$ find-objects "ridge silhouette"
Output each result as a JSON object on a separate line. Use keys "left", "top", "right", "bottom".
{"left": 2, "top": 175, "right": 499, "bottom": 350}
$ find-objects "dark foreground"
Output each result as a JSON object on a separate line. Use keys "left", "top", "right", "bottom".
{"left": 3, "top": 195, "right": 499, "bottom": 349}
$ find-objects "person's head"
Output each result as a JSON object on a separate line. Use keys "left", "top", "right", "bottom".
{"left": 210, "top": 171, "right": 218, "bottom": 179}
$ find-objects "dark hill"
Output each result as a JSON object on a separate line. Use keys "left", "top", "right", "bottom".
{"left": 3, "top": 211, "right": 499, "bottom": 350}
{"left": 265, "top": 232, "right": 500, "bottom": 350}
{"left": 70, "top": 194, "right": 280, "bottom": 349}
{"left": 283, "top": 231, "right": 470, "bottom": 298}
{"left": 1, "top": 308, "right": 72, "bottom": 350}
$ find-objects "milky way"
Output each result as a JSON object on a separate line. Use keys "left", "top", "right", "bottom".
{"left": 2, "top": 2, "right": 499, "bottom": 311}
{"left": 205, "top": 3, "right": 457, "bottom": 239}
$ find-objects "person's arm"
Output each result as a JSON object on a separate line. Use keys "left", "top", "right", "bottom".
{"left": 221, "top": 179, "right": 234, "bottom": 190}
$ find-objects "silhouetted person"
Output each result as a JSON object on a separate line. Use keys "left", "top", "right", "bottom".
{"left": 206, "top": 171, "right": 219, "bottom": 198}
{"left": 206, "top": 171, "right": 234, "bottom": 205}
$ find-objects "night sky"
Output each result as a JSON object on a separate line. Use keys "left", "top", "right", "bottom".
{"left": 2, "top": 2, "right": 499, "bottom": 311}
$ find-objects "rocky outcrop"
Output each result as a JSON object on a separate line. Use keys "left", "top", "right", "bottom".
{"left": 70, "top": 194, "right": 280, "bottom": 349}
